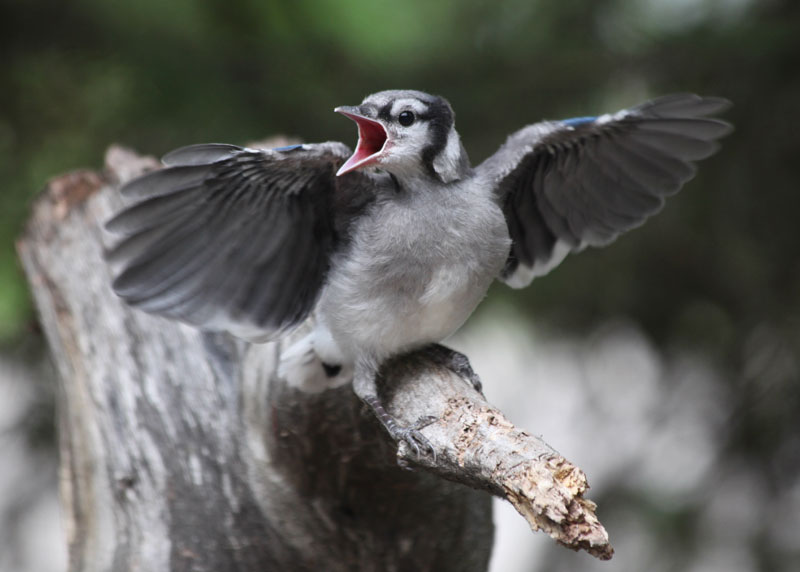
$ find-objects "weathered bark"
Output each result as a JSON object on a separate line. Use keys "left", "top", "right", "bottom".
{"left": 16, "top": 145, "right": 613, "bottom": 572}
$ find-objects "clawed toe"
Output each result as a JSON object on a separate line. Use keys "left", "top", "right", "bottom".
{"left": 426, "top": 344, "right": 483, "bottom": 394}
{"left": 395, "top": 427, "right": 436, "bottom": 464}
{"left": 358, "top": 392, "right": 437, "bottom": 466}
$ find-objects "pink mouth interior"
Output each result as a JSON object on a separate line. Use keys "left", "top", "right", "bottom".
{"left": 337, "top": 113, "right": 388, "bottom": 175}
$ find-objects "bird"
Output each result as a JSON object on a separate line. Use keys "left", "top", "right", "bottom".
{"left": 105, "top": 89, "right": 732, "bottom": 458}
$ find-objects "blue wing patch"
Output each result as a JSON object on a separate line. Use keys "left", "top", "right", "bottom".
{"left": 562, "top": 116, "right": 597, "bottom": 127}
{"left": 272, "top": 144, "right": 304, "bottom": 152}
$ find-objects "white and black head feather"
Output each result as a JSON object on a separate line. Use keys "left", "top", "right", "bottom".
{"left": 361, "top": 90, "right": 470, "bottom": 183}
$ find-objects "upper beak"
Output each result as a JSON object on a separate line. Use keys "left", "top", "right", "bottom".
{"left": 334, "top": 106, "right": 389, "bottom": 176}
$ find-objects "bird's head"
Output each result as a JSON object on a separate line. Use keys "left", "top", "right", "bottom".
{"left": 335, "top": 90, "right": 470, "bottom": 184}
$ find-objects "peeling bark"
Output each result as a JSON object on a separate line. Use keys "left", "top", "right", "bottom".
{"left": 16, "top": 145, "right": 612, "bottom": 572}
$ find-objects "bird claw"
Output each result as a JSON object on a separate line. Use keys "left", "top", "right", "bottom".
{"left": 358, "top": 394, "right": 437, "bottom": 468}
{"left": 393, "top": 416, "right": 437, "bottom": 467}
{"left": 426, "top": 345, "right": 483, "bottom": 394}
{"left": 446, "top": 352, "right": 482, "bottom": 392}
{"left": 462, "top": 369, "right": 483, "bottom": 394}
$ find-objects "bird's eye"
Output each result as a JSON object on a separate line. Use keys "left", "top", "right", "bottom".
{"left": 398, "top": 110, "right": 415, "bottom": 127}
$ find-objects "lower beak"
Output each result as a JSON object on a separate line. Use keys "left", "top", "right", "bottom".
{"left": 335, "top": 106, "right": 389, "bottom": 176}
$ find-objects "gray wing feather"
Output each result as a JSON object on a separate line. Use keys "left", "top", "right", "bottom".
{"left": 119, "top": 166, "right": 208, "bottom": 200}
{"left": 479, "top": 94, "right": 732, "bottom": 288}
{"left": 162, "top": 143, "right": 242, "bottom": 166}
{"left": 106, "top": 142, "right": 373, "bottom": 341}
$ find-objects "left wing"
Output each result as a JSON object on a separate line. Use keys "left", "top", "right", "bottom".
{"left": 477, "top": 94, "right": 732, "bottom": 288}
{"left": 105, "top": 142, "right": 376, "bottom": 341}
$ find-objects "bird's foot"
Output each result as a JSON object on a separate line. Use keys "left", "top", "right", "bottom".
{"left": 393, "top": 416, "right": 437, "bottom": 469}
{"left": 361, "top": 395, "right": 437, "bottom": 467}
{"left": 426, "top": 344, "right": 483, "bottom": 394}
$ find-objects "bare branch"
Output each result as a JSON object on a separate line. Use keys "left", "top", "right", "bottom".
{"left": 381, "top": 351, "right": 613, "bottom": 560}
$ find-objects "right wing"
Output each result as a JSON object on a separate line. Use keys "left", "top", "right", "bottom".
{"left": 477, "top": 94, "right": 732, "bottom": 288}
{"left": 105, "top": 142, "right": 375, "bottom": 341}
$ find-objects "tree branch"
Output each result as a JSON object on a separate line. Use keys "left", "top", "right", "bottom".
{"left": 380, "top": 351, "right": 612, "bottom": 559}
{"left": 16, "top": 145, "right": 612, "bottom": 571}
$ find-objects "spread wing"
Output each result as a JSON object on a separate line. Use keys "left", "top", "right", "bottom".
{"left": 477, "top": 94, "right": 732, "bottom": 288}
{"left": 105, "top": 142, "right": 375, "bottom": 341}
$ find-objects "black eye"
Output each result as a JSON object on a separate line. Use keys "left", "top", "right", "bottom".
{"left": 398, "top": 110, "right": 415, "bottom": 127}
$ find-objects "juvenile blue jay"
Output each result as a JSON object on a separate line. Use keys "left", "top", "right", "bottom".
{"left": 106, "top": 90, "right": 731, "bottom": 457}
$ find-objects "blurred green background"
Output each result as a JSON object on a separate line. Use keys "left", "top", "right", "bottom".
{"left": 1, "top": 0, "right": 798, "bottom": 571}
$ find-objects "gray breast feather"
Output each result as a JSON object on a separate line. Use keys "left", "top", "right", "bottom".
{"left": 477, "top": 94, "right": 732, "bottom": 288}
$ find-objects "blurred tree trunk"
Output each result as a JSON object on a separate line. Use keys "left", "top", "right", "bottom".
{"left": 16, "top": 146, "right": 611, "bottom": 572}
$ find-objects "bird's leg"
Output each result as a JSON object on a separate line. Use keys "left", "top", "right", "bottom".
{"left": 424, "top": 344, "right": 483, "bottom": 394}
{"left": 352, "top": 356, "right": 436, "bottom": 464}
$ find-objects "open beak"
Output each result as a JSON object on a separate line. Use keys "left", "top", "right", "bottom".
{"left": 335, "top": 106, "right": 389, "bottom": 176}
